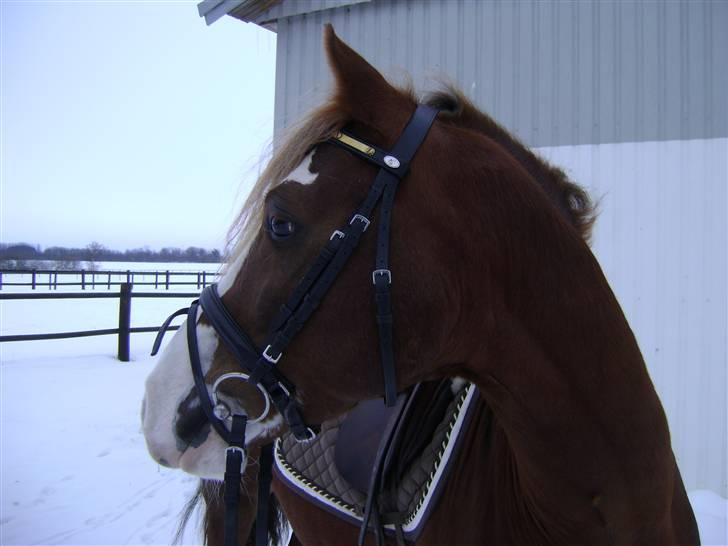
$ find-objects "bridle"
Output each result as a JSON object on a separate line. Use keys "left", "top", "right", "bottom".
{"left": 152, "top": 104, "right": 438, "bottom": 546}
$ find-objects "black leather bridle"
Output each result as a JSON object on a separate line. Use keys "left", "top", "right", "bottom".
{"left": 152, "top": 104, "right": 438, "bottom": 546}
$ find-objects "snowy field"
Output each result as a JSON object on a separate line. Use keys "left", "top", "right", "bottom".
{"left": 1, "top": 265, "right": 727, "bottom": 545}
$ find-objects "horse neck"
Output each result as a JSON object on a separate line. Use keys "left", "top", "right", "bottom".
{"left": 460, "top": 206, "right": 676, "bottom": 540}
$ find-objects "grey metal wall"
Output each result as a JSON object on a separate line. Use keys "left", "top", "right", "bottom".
{"left": 272, "top": 0, "right": 727, "bottom": 147}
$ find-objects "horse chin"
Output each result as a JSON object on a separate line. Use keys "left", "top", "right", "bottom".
{"left": 172, "top": 414, "right": 285, "bottom": 480}
{"left": 178, "top": 436, "right": 230, "bottom": 480}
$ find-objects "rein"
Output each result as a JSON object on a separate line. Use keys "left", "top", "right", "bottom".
{"left": 152, "top": 104, "right": 438, "bottom": 545}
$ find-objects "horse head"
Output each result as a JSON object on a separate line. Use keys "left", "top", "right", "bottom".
{"left": 141, "top": 25, "right": 592, "bottom": 479}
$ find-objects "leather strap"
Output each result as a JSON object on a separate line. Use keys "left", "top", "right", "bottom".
{"left": 255, "top": 444, "right": 275, "bottom": 546}
{"left": 187, "top": 301, "right": 231, "bottom": 441}
{"left": 223, "top": 415, "right": 247, "bottom": 546}
{"left": 150, "top": 306, "right": 188, "bottom": 356}
{"left": 199, "top": 285, "right": 312, "bottom": 442}
{"left": 356, "top": 391, "right": 410, "bottom": 546}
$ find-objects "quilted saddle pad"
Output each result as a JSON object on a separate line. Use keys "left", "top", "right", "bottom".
{"left": 274, "top": 381, "right": 479, "bottom": 541}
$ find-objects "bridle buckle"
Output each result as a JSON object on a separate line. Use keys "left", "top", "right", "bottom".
{"left": 372, "top": 269, "right": 392, "bottom": 285}
{"left": 225, "top": 445, "right": 246, "bottom": 458}
{"left": 294, "top": 427, "right": 317, "bottom": 444}
{"left": 350, "top": 214, "right": 370, "bottom": 231}
{"left": 262, "top": 344, "right": 282, "bottom": 364}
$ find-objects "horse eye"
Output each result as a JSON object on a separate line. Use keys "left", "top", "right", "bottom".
{"left": 268, "top": 216, "right": 295, "bottom": 239}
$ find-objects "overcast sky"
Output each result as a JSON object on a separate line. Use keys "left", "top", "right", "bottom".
{"left": 1, "top": 1, "right": 276, "bottom": 252}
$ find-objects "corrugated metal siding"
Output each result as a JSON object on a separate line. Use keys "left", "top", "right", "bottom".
{"left": 536, "top": 138, "right": 727, "bottom": 496}
{"left": 273, "top": 0, "right": 727, "bottom": 146}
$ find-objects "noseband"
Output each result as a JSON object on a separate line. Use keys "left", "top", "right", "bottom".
{"left": 153, "top": 104, "right": 438, "bottom": 546}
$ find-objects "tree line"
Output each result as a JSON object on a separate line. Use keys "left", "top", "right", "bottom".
{"left": 0, "top": 242, "right": 222, "bottom": 269}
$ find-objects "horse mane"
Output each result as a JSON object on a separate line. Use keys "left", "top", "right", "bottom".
{"left": 423, "top": 86, "right": 597, "bottom": 243}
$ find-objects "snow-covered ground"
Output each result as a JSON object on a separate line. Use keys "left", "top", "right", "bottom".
{"left": 1, "top": 346, "right": 200, "bottom": 545}
{"left": 1, "top": 270, "right": 205, "bottom": 546}
{"left": 1, "top": 274, "right": 726, "bottom": 545}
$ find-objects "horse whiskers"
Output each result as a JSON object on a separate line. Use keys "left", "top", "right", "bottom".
{"left": 173, "top": 480, "right": 207, "bottom": 546}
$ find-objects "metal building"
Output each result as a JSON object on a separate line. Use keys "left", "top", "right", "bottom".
{"left": 198, "top": 0, "right": 727, "bottom": 497}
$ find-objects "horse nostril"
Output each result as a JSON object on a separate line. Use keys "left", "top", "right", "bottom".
{"left": 175, "top": 394, "right": 211, "bottom": 449}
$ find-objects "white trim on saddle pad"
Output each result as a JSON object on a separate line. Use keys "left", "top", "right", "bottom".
{"left": 273, "top": 383, "right": 479, "bottom": 539}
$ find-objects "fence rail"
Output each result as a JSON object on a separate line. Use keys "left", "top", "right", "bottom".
{"left": 0, "top": 268, "right": 219, "bottom": 291}
{"left": 0, "top": 283, "right": 196, "bottom": 361}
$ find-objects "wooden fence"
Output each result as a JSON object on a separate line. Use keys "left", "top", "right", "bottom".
{"left": 0, "top": 268, "right": 218, "bottom": 290}
{"left": 0, "top": 283, "right": 197, "bottom": 361}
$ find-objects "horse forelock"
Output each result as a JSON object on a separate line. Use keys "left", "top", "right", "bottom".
{"left": 221, "top": 79, "right": 420, "bottom": 279}
{"left": 222, "top": 103, "right": 347, "bottom": 274}
{"left": 424, "top": 86, "right": 597, "bottom": 243}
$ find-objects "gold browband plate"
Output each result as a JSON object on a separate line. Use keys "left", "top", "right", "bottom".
{"left": 333, "top": 132, "right": 376, "bottom": 156}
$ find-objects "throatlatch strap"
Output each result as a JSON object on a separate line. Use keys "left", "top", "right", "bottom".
{"left": 255, "top": 444, "right": 275, "bottom": 546}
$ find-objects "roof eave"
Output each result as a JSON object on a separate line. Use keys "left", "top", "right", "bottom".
{"left": 197, "top": 0, "right": 281, "bottom": 27}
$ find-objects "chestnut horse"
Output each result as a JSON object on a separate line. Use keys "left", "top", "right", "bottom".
{"left": 143, "top": 26, "right": 699, "bottom": 545}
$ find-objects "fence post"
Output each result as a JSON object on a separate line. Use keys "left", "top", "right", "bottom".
{"left": 203, "top": 271, "right": 207, "bottom": 288}
{"left": 54, "top": 272, "right": 58, "bottom": 290}
{"left": 154, "top": 272, "right": 158, "bottom": 289}
{"left": 81, "top": 270, "right": 86, "bottom": 290}
{"left": 0, "top": 271, "right": 3, "bottom": 290}
{"left": 107, "top": 272, "right": 111, "bottom": 290}
{"left": 117, "top": 283, "right": 132, "bottom": 362}
{"left": 32, "top": 270, "right": 37, "bottom": 290}
{"left": 165, "top": 270, "right": 170, "bottom": 290}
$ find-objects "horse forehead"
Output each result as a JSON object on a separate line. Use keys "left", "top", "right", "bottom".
{"left": 282, "top": 150, "right": 318, "bottom": 186}
{"left": 218, "top": 151, "right": 322, "bottom": 297}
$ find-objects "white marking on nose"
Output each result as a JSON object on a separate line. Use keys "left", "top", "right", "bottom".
{"left": 142, "top": 322, "right": 218, "bottom": 467}
{"left": 283, "top": 150, "right": 318, "bottom": 186}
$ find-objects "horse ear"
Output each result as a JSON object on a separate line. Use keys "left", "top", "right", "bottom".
{"left": 323, "top": 24, "right": 412, "bottom": 131}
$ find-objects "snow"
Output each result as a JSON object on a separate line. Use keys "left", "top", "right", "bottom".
{"left": 1, "top": 269, "right": 726, "bottom": 545}
{"left": 2, "top": 266, "right": 206, "bottom": 545}
{"left": 1, "top": 342, "right": 202, "bottom": 545}
{"left": 690, "top": 491, "right": 728, "bottom": 546}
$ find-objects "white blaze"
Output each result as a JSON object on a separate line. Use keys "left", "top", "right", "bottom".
{"left": 283, "top": 150, "right": 318, "bottom": 186}
{"left": 142, "top": 151, "right": 319, "bottom": 479}
{"left": 142, "top": 320, "right": 219, "bottom": 470}
{"left": 217, "top": 150, "right": 318, "bottom": 297}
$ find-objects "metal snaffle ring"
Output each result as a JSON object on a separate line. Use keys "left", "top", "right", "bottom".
{"left": 211, "top": 372, "right": 271, "bottom": 424}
